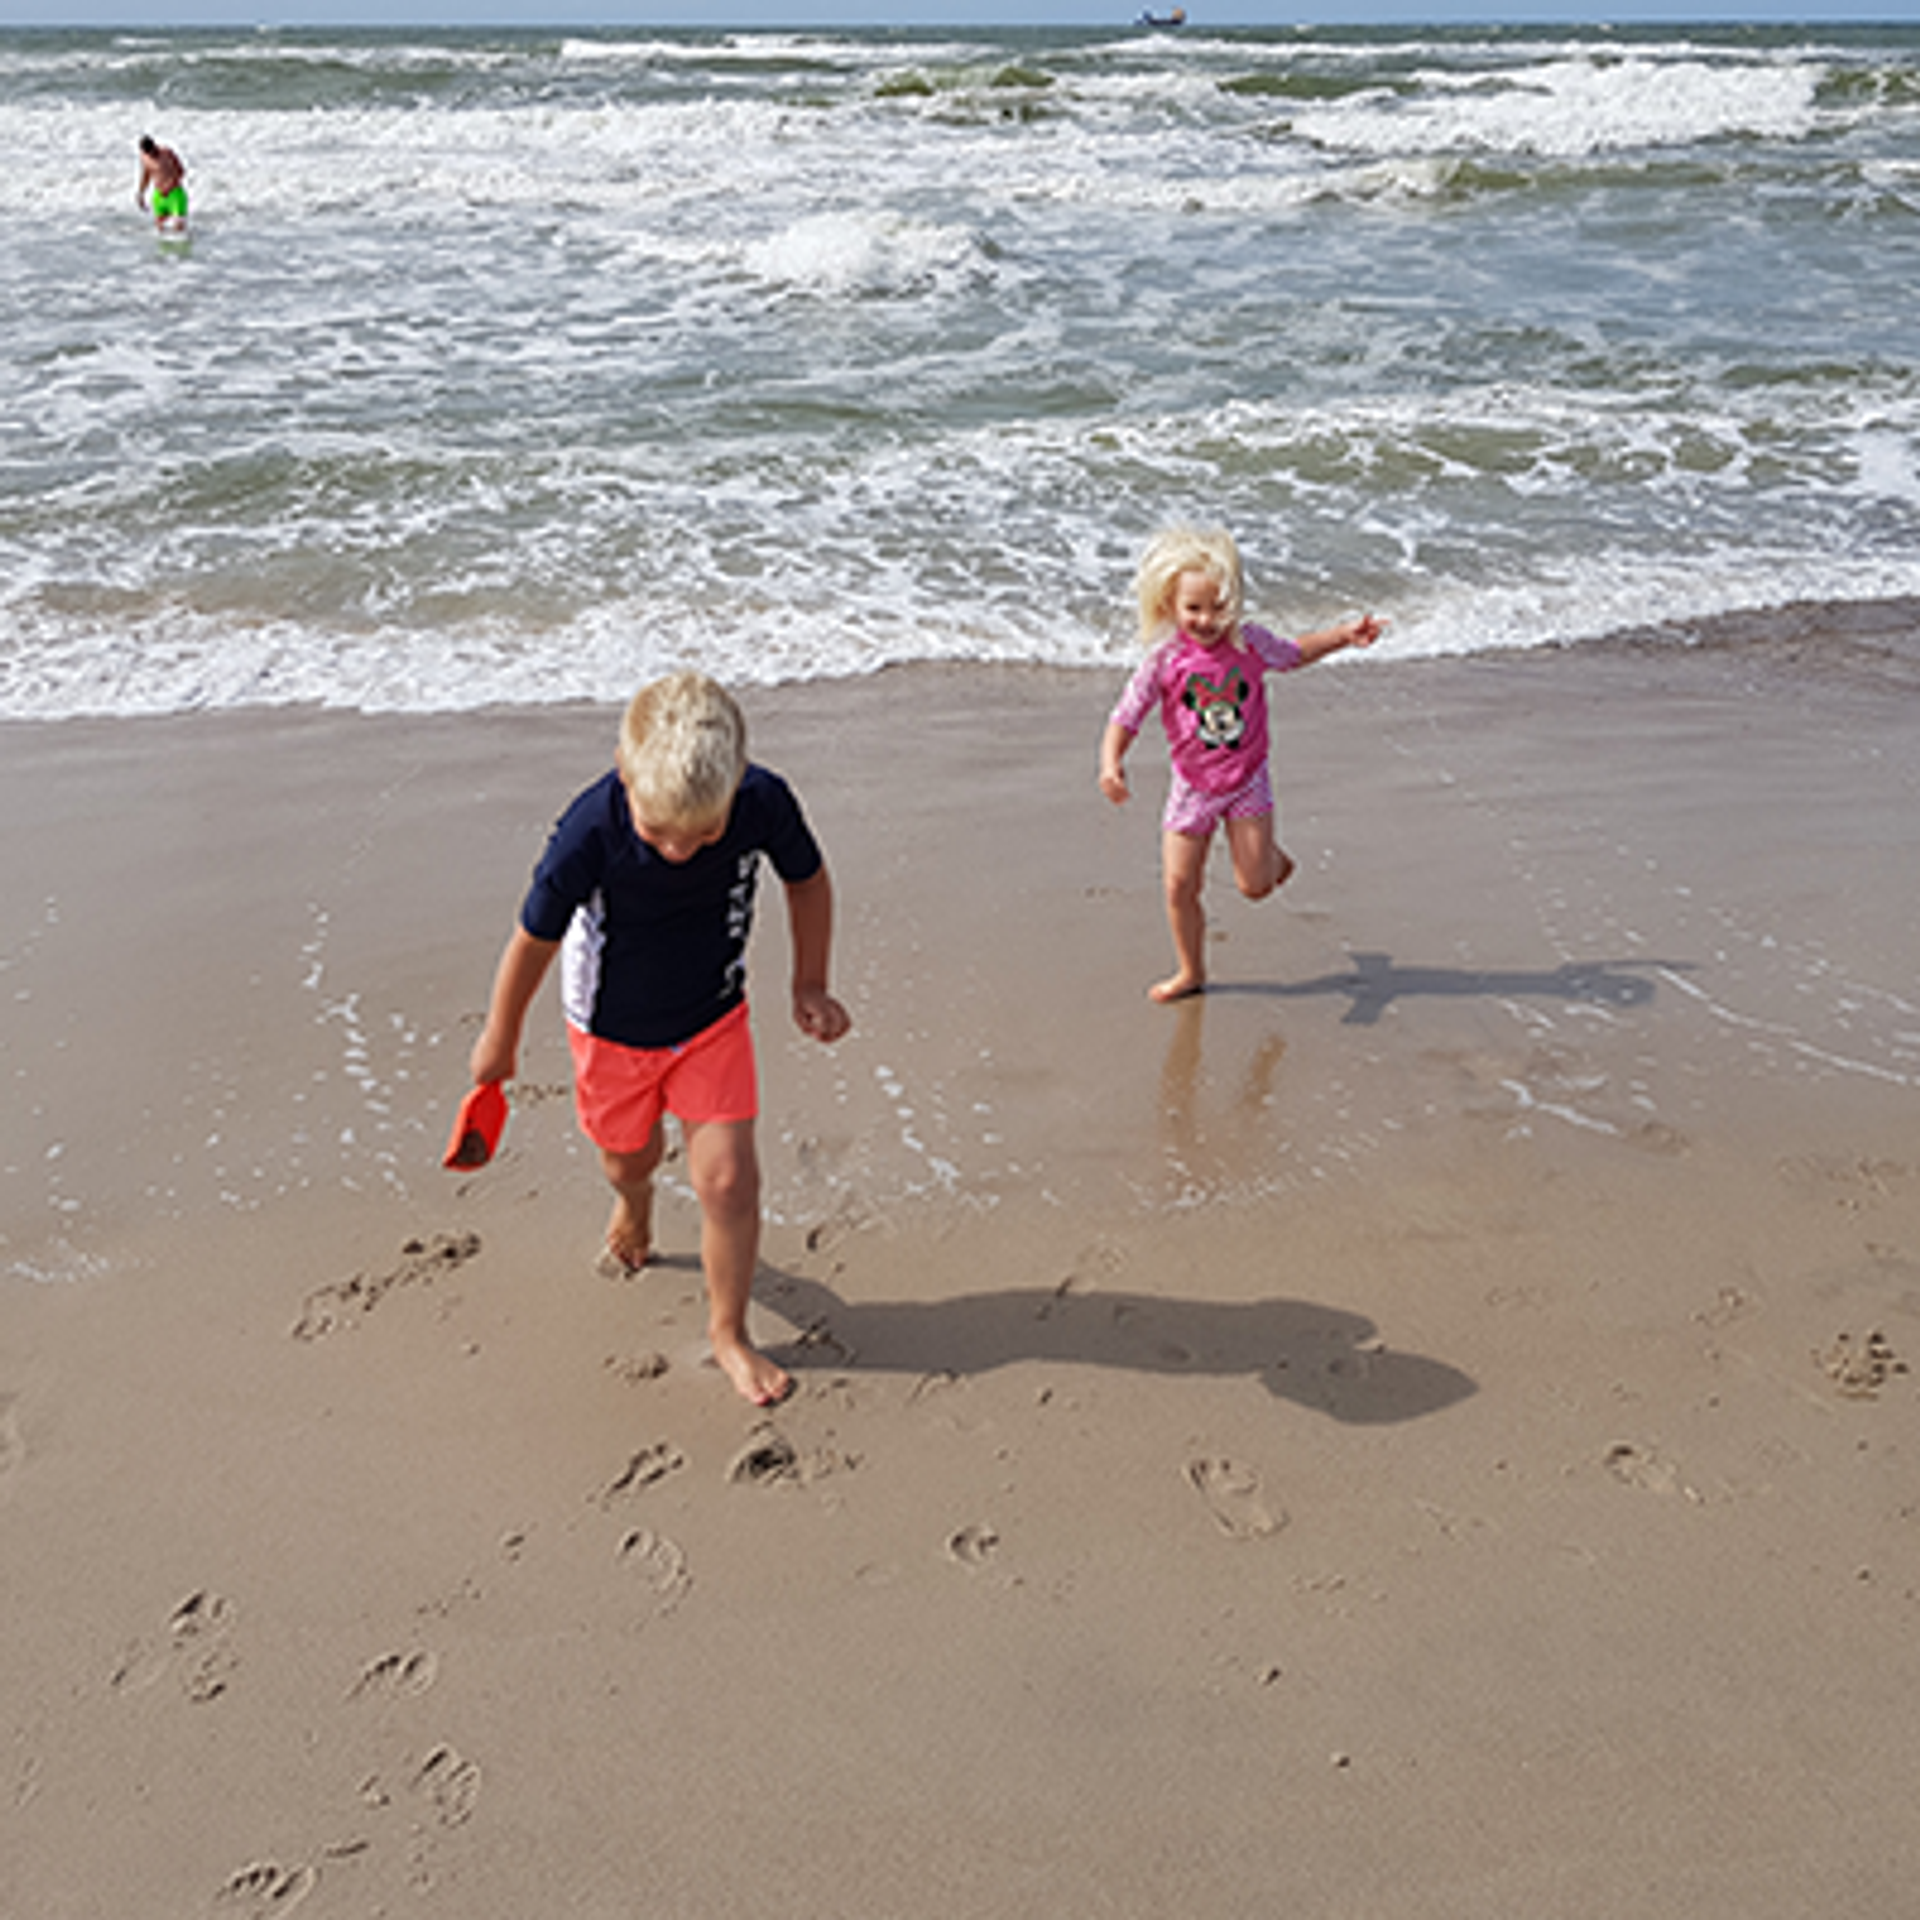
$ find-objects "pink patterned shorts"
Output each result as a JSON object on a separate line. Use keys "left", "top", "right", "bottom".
{"left": 1162, "top": 764, "right": 1275, "bottom": 838}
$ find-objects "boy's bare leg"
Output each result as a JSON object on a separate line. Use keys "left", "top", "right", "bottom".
{"left": 1152, "top": 830, "right": 1211, "bottom": 1003}
{"left": 599, "top": 1122, "right": 665, "bottom": 1271}
{"left": 1224, "top": 811, "right": 1295, "bottom": 902}
{"left": 683, "top": 1117, "right": 790, "bottom": 1406}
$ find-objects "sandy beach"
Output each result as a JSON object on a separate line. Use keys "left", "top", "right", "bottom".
{"left": 5, "top": 626, "right": 1920, "bottom": 1917}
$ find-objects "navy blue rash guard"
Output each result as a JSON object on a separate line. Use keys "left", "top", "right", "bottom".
{"left": 519, "top": 764, "right": 824, "bottom": 1051}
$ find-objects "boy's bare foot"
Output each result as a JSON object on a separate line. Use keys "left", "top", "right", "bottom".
{"left": 595, "top": 1240, "right": 652, "bottom": 1279}
{"left": 713, "top": 1333, "right": 793, "bottom": 1407}
{"left": 599, "top": 1194, "right": 653, "bottom": 1274}
{"left": 1149, "top": 970, "right": 1206, "bottom": 1004}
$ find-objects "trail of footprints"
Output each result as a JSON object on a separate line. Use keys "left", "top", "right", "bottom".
{"left": 170, "top": 1414, "right": 780, "bottom": 1910}
{"left": 156, "top": 1417, "right": 1292, "bottom": 1907}
{"left": 101, "top": 1179, "right": 1920, "bottom": 1910}
{"left": 101, "top": 1584, "right": 474, "bottom": 1914}
{"left": 249, "top": 1231, "right": 1308, "bottom": 1905}
{"left": 202, "top": 1638, "right": 480, "bottom": 1913}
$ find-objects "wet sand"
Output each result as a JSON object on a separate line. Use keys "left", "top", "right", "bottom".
{"left": 4, "top": 628, "right": 1920, "bottom": 1917}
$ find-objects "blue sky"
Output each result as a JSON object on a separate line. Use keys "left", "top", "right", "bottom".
{"left": 5, "top": 2, "right": 1919, "bottom": 24}
{"left": 3, "top": 0, "right": 1915, "bottom": 23}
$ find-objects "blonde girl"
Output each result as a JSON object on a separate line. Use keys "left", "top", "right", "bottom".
{"left": 1098, "top": 527, "right": 1381, "bottom": 1002}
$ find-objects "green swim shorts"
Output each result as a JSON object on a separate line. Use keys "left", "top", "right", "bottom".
{"left": 152, "top": 185, "right": 188, "bottom": 220}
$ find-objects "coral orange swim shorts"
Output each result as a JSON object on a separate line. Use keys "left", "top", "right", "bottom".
{"left": 567, "top": 1000, "right": 758, "bottom": 1153}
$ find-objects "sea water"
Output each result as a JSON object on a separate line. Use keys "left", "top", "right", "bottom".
{"left": 4, "top": 22, "right": 1920, "bottom": 718}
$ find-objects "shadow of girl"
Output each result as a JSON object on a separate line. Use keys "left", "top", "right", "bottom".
{"left": 762, "top": 1269, "right": 1475, "bottom": 1426}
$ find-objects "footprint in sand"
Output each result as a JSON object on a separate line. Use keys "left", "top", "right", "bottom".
{"left": 1603, "top": 1442, "right": 1698, "bottom": 1501}
{"left": 1818, "top": 1329, "right": 1909, "bottom": 1400}
{"left": 908, "top": 1370, "right": 961, "bottom": 1406}
{"left": 596, "top": 1442, "right": 687, "bottom": 1506}
{"left": 290, "top": 1232, "right": 482, "bottom": 1341}
{"left": 1186, "top": 1458, "right": 1286, "bottom": 1540}
{"left": 727, "top": 1428, "right": 801, "bottom": 1487}
{"left": 618, "top": 1528, "right": 692, "bottom": 1613}
{"left": 348, "top": 1649, "right": 438, "bottom": 1702}
{"left": 412, "top": 1744, "right": 481, "bottom": 1828}
{"left": 213, "top": 1860, "right": 315, "bottom": 1916}
{"left": 112, "top": 1590, "right": 238, "bottom": 1703}
{"left": 792, "top": 1316, "right": 858, "bottom": 1366}
{"left": 605, "top": 1350, "right": 670, "bottom": 1384}
{"left": 945, "top": 1523, "right": 1000, "bottom": 1569}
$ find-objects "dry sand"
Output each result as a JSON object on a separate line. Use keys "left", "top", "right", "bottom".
{"left": 5, "top": 626, "right": 1920, "bottom": 1917}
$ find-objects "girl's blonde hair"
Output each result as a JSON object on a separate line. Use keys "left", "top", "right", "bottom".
{"left": 1134, "top": 525, "right": 1246, "bottom": 644}
{"left": 617, "top": 670, "right": 747, "bottom": 829}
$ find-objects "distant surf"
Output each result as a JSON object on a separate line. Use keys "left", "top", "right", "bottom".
{"left": 5, "top": 23, "right": 1918, "bottom": 718}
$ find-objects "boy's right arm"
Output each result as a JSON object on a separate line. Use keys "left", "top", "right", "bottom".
{"left": 470, "top": 925, "right": 560, "bottom": 1085}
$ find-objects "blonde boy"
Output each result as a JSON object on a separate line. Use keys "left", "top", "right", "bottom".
{"left": 470, "top": 671, "right": 850, "bottom": 1406}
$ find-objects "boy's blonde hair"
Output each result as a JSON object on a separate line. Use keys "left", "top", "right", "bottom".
{"left": 617, "top": 671, "right": 747, "bottom": 829}
{"left": 1134, "top": 525, "right": 1246, "bottom": 644}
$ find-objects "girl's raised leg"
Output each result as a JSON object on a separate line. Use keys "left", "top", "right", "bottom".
{"left": 1224, "top": 811, "right": 1294, "bottom": 902}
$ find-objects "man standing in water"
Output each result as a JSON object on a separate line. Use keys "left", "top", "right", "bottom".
{"left": 136, "top": 134, "right": 188, "bottom": 231}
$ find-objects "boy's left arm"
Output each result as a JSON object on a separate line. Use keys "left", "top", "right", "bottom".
{"left": 783, "top": 865, "right": 852, "bottom": 1044}
{"left": 1293, "top": 613, "right": 1384, "bottom": 666}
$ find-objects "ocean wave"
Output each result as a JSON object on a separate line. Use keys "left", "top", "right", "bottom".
{"left": 8, "top": 31, "right": 1910, "bottom": 230}
{"left": 8, "top": 562, "right": 1920, "bottom": 723}
{"left": 741, "top": 210, "right": 996, "bottom": 299}
{"left": 7, "top": 343, "right": 1917, "bottom": 719}
{"left": 1290, "top": 56, "right": 1824, "bottom": 159}
{"left": 7, "top": 22, "right": 1916, "bottom": 719}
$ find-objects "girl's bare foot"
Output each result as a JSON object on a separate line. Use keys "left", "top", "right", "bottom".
{"left": 1149, "top": 969, "right": 1206, "bottom": 1004}
{"left": 713, "top": 1333, "right": 792, "bottom": 1407}
{"left": 1273, "top": 848, "right": 1296, "bottom": 890}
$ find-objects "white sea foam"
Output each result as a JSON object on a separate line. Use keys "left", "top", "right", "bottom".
{"left": 1851, "top": 429, "right": 1920, "bottom": 509}
{"left": 742, "top": 211, "right": 993, "bottom": 297}
{"left": 1293, "top": 56, "right": 1825, "bottom": 158}
{"left": 6, "top": 22, "right": 1917, "bottom": 719}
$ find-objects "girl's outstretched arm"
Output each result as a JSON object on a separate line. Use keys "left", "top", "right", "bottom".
{"left": 1294, "top": 613, "right": 1384, "bottom": 666}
